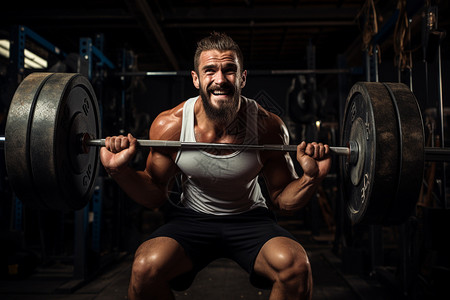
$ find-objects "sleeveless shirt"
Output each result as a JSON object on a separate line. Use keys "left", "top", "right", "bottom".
{"left": 174, "top": 96, "right": 268, "bottom": 215}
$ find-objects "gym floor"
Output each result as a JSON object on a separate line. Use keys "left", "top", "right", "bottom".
{"left": 0, "top": 218, "right": 397, "bottom": 300}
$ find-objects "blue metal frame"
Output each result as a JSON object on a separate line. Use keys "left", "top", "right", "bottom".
{"left": 10, "top": 26, "right": 26, "bottom": 73}
{"left": 23, "top": 26, "right": 67, "bottom": 58}
{"left": 79, "top": 38, "right": 93, "bottom": 79}
{"left": 92, "top": 45, "right": 115, "bottom": 69}
{"left": 79, "top": 37, "right": 115, "bottom": 80}
{"left": 10, "top": 25, "right": 67, "bottom": 73}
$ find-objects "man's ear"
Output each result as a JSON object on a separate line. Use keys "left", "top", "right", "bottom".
{"left": 240, "top": 70, "right": 247, "bottom": 89}
{"left": 191, "top": 71, "right": 200, "bottom": 89}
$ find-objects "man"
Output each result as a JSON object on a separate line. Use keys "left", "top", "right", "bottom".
{"left": 100, "top": 32, "right": 331, "bottom": 300}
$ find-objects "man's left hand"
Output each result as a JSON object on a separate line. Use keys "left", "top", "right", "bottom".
{"left": 296, "top": 141, "right": 332, "bottom": 181}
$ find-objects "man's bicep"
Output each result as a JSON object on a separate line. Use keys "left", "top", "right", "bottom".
{"left": 146, "top": 150, "right": 179, "bottom": 190}
{"left": 145, "top": 107, "right": 182, "bottom": 188}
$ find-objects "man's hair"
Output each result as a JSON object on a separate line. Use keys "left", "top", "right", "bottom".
{"left": 194, "top": 32, "right": 244, "bottom": 73}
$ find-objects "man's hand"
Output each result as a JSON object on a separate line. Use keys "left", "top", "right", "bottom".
{"left": 297, "top": 141, "right": 332, "bottom": 181}
{"left": 100, "top": 133, "right": 137, "bottom": 175}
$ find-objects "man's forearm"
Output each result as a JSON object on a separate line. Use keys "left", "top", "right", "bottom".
{"left": 108, "top": 167, "right": 167, "bottom": 209}
{"left": 275, "top": 175, "right": 320, "bottom": 211}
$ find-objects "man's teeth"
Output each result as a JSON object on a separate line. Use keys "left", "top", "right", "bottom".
{"left": 212, "top": 91, "right": 228, "bottom": 95}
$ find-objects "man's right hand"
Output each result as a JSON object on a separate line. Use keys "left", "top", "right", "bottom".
{"left": 100, "top": 133, "right": 137, "bottom": 175}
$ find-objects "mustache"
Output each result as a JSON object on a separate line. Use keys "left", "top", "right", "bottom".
{"left": 207, "top": 82, "right": 235, "bottom": 94}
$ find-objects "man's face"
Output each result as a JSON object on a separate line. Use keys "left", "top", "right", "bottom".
{"left": 192, "top": 50, "right": 247, "bottom": 123}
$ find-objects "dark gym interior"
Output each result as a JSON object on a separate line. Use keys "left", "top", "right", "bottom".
{"left": 0, "top": 1, "right": 449, "bottom": 299}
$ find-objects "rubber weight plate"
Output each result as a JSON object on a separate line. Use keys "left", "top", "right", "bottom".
{"left": 29, "top": 73, "right": 100, "bottom": 210}
{"left": 341, "top": 82, "right": 400, "bottom": 225}
{"left": 382, "top": 83, "right": 424, "bottom": 225}
{"left": 5, "top": 73, "right": 54, "bottom": 209}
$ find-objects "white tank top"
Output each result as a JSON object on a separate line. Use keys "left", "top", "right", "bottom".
{"left": 174, "top": 96, "right": 268, "bottom": 215}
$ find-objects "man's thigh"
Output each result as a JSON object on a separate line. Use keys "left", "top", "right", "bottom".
{"left": 145, "top": 215, "right": 223, "bottom": 290}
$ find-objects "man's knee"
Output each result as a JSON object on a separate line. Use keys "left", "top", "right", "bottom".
{"left": 129, "top": 245, "right": 179, "bottom": 298}
{"left": 131, "top": 251, "right": 165, "bottom": 285}
{"left": 129, "top": 243, "right": 185, "bottom": 300}
{"left": 272, "top": 247, "right": 311, "bottom": 285}
{"left": 130, "top": 237, "right": 192, "bottom": 289}
{"left": 257, "top": 237, "right": 312, "bottom": 296}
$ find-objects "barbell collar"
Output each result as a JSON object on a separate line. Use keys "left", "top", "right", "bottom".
{"left": 348, "top": 140, "right": 359, "bottom": 165}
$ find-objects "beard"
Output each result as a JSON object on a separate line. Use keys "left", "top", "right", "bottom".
{"left": 199, "top": 81, "right": 241, "bottom": 124}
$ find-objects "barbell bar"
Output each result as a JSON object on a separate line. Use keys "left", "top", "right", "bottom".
{"left": 2, "top": 133, "right": 354, "bottom": 154}
{"left": 84, "top": 137, "right": 352, "bottom": 155}
{"left": 1, "top": 72, "right": 448, "bottom": 225}
{"left": 2, "top": 135, "right": 447, "bottom": 161}
{"left": 84, "top": 138, "right": 448, "bottom": 161}
{"left": 0, "top": 136, "right": 355, "bottom": 165}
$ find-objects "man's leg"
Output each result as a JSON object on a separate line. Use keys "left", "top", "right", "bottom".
{"left": 253, "top": 237, "right": 312, "bottom": 300}
{"left": 128, "top": 236, "right": 193, "bottom": 300}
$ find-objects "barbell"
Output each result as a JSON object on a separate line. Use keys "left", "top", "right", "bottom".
{"left": 0, "top": 72, "right": 448, "bottom": 225}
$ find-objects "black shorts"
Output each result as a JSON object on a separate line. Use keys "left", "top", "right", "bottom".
{"left": 149, "top": 200, "right": 298, "bottom": 291}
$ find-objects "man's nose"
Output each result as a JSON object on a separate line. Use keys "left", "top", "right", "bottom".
{"left": 213, "top": 69, "right": 226, "bottom": 84}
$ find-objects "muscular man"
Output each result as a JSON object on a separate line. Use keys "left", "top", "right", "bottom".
{"left": 100, "top": 32, "right": 331, "bottom": 300}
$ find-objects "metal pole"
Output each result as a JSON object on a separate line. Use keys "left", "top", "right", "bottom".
{"left": 437, "top": 43, "right": 444, "bottom": 148}
{"left": 114, "top": 69, "right": 353, "bottom": 77}
{"left": 365, "top": 49, "right": 371, "bottom": 82}
{"left": 408, "top": 18, "right": 413, "bottom": 92}
{"left": 374, "top": 47, "right": 379, "bottom": 82}
{"left": 85, "top": 138, "right": 351, "bottom": 156}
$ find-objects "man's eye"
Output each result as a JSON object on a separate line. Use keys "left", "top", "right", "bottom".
{"left": 223, "top": 67, "right": 237, "bottom": 74}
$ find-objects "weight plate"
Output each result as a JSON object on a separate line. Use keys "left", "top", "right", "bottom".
{"left": 382, "top": 83, "right": 424, "bottom": 225}
{"left": 29, "top": 73, "right": 100, "bottom": 210}
{"left": 341, "top": 82, "right": 400, "bottom": 224}
{"left": 5, "top": 72, "right": 53, "bottom": 209}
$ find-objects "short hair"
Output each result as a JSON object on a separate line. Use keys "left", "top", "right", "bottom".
{"left": 194, "top": 32, "right": 244, "bottom": 73}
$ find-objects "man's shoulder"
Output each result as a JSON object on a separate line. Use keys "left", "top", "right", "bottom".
{"left": 244, "top": 99, "right": 283, "bottom": 131}
{"left": 149, "top": 100, "right": 187, "bottom": 140}
{"left": 244, "top": 98, "right": 286, "bottom": 144}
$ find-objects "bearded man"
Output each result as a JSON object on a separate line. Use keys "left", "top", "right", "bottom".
{"left": 100, "top": 32, "right": 331, "bottom": 300}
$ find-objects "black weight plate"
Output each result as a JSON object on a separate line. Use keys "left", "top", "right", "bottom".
{"left": 5, "top": 72, "right": 53, "bottom": 209}
{"left": 29, "top": 73, "right": 100, "bottom": 210}
{"left": 382, "top": 83, "right": 424, "bottom": 225}
{"left": 341, "top": 82, "right": 400, "bottom": 224}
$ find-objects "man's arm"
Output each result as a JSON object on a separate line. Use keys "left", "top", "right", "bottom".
{"left": 260, "top": 112, "right": 331, "bottom": 211}
{"left": 100, "top": 108, "right": 182, "bottom": 209}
